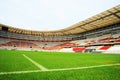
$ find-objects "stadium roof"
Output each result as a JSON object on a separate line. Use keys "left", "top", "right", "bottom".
{"left": 0, "top": 5, "right": 120, "bottom": 36}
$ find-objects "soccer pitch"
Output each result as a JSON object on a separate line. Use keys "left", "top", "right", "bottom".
{"left": 0, "top": 50, "right": 120, "bottom": 80}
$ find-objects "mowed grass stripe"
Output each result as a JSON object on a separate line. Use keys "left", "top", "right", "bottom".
{"left": 23, "top": 54, "right": 48, "bottom": 71}
{"left": 0, "top": 63, "right": 119, "bottom": 75}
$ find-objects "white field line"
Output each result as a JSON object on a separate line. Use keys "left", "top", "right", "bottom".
{"left": 49, "top": 63, "right": 120, "bottom": 71}
{"left": 0, "top": 70, "right": 41, "bottom": 75}
{"left": 23, "top": 54, "right": 48, "bottom": 71}
{"left": 0, "top": 63, "right": 120, "bottom": 75}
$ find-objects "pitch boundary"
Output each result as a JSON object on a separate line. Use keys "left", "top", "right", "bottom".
{"left": 0, "top": 63, "right": 120, "bottom": 75}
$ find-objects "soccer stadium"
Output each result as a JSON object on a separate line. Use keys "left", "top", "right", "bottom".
{"left": 0, "top": 1, "right": 120, "bottom": 80}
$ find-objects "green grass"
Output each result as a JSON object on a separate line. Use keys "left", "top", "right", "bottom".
{"left": 26, "top": 52, "right": 120, "bottom": 69}
{"left": 0, "top": 50, "right": 120, "bottom": 80}
{"left": 0, "top": 66, "right": 120, "bottom": 80}
{"left": 0, "top": 50, "right": 39, "bottom": 72}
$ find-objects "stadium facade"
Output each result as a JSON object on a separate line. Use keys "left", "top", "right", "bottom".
{"left": 0, "top": 5, "right": 120, "bottom": 53}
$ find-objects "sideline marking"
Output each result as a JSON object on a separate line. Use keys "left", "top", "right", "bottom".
{"left": 0, "top": 63, "right": 120, "bottom": 75}
{"left": 23, "top": 54, "right": 48, "bottom": 71}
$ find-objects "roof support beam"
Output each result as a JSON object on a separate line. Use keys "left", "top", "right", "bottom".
{"left": 107, "top": 9, "right": 120, "bottom": 19}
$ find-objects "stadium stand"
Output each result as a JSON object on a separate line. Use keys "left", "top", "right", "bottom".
{"left": 105, "top": 45, "right": 120, "bottom": 54}
{"left": 0, "top": 5, "right": 120, "bottom": 53}
{"left": 98, "top": 46, "right": 111, "bottom": 50}
{"left": 73, "top": 47, "right": 86, "bottom": 52}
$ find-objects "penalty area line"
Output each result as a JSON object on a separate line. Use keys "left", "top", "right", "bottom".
{"left": 23, "top": 54, "right": 48, "bottom": 71}
{"left": 0, "top": 63, "right": 120, "bottom": 75}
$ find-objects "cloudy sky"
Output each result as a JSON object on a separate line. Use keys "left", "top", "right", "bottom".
{"left": 0, "top": 0, "right": 120, "bottom": 31}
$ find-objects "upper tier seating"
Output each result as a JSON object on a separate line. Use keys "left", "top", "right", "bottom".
{"left": 115, "top": 38, "right": 120, "bottom": 42}
{"left": 58, "top": 42, "right": 78, "bottom": 47}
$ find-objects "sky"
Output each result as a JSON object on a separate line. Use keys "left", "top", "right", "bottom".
{"left": 0, "top": 0, "right": 120, "bottom": 31}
